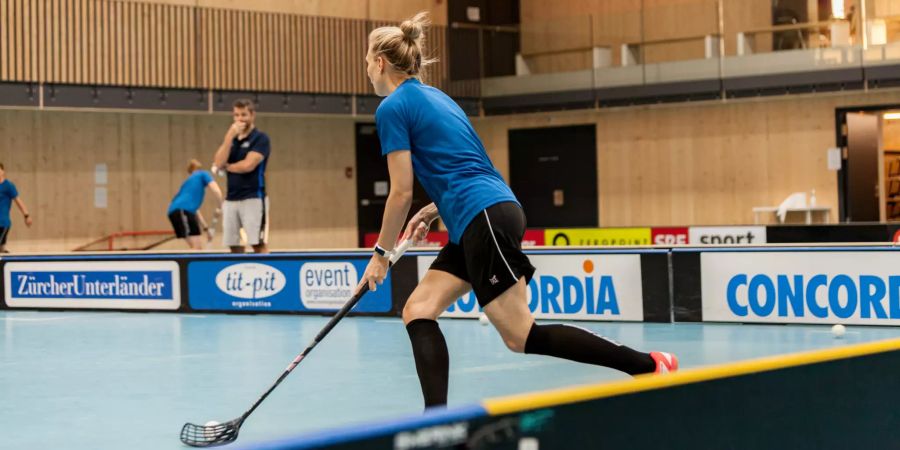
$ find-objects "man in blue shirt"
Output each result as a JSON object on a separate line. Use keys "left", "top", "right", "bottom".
{"left": 168, "top": 159, "right": 224, "bottom": 250}
{"left": 212, "top": 99, "right": 271, "bottom": 254}
{"left": 0, "top": 163, "right": 33, "bottom": 253}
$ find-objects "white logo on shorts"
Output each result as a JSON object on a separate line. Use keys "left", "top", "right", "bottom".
{"left": 489, "top": 275, "right": 499, "bottom": 285}
{"left": 241, "top": 142, "right": 250, "bottom": 148}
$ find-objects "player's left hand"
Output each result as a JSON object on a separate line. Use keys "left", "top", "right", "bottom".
{"left": 359, "top": 253, "right": 389, "bottom": 292}
{"left": 24, "top": 215, "right": 32, "bottom": 227}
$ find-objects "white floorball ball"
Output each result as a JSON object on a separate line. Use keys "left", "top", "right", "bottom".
{"left": 831, "top": 324, "right": 846, "bottom": 338}
{"left": 479, "top": 314, "right": 490, "bottom": 326}
{"left": 203, "top": 421, "right": 221, "bottom": 437}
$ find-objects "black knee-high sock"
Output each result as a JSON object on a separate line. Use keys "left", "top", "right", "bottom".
{"left": 406, "top": 319, "right": 449, "bottom": 408}
{"left": 523, "top": 323, "right": 655, "bottom": 375}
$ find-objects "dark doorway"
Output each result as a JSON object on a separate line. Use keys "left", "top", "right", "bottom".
{"left": 835, "top": 104, "right": 900, "bottom": 222}
{"left": 508, "top": 125, "right": 598, "bottom": 227}
{"left": 845, "top": 113, "right": 880, "bottom": 221}
{"left": 355, "top": 123, "right": 433, "bottom": 246}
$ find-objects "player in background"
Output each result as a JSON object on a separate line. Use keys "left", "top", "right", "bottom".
{"left": 168, "top": 159, "right": 224, "bottom": 250}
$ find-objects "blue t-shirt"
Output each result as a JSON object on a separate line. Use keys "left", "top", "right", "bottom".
{"left": 168, "top": 170, "right": 214, "bottom": 214}
{"left": 376, "top": 78, "right": 518, "bottom": 243}
{"left": 227, "top": 128, "right": 271, "bottom": 201}
{"left": 0, "top": 180, "right": 18, "bottom": 228}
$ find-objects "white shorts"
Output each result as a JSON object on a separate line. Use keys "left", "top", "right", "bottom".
{"left": 222, "top": 197, "right": 269, "bottom": 247}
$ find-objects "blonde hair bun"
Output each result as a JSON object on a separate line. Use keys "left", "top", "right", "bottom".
{"left": 400, "top": 12, "right": 428, "bottom": 41}
{"left": 369, "top": 11, "right": 436, "bottom": 78}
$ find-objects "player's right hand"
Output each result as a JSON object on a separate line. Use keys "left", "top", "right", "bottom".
{"left": 401, "top": 213, "right": 430, "bottom": 244}
{"left": 359, "top": 253, "right": 389, "bottom": 292}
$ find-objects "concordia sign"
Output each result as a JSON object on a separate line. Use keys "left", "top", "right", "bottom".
{"left": 420, "top": 253, "right": 645, "bottom": 321}
{"left": 702, "top": 250, "right": 900, "bottom": 325}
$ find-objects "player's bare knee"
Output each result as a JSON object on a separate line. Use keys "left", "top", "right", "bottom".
{"left": 402, "top": 298, "right": 439, "bottom": 323}
{"left": 501, "top": 334, "right": 527, "bottom": 353}
{"left": 487, "top": 321, "right": 526, "bottom": 352}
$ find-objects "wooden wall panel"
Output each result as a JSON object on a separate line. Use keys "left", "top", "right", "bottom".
{"left": 9, "top": 0, "right": 19, "bottom": 81}
{"left": 5, "top": 90, "right": 900, "bottom": 251}
{"left": 474, "top": 90, "right": 900, "bottom": 227}
{"left": 870, "top": 0, "right": 900, "bottom": 43}
{"left": 63, "top": 0, "right": 70, "bottom": 82}
{"left": 51, "top": 0, "right": 60, "bottom": 82}
{"left": 871, "top": 0, "right": 900, "bottom": 17}
{"left": 260, "top": 115, "right": 358, "bottom": 249}
{"left": 158, "top": 4, "right": 166, "bottom": 87}
{"left": 523, "top": 52, "right": 594, "bottom": 75}
{"left": 0, "top": 0, "right": 448, "bottom": 95}
{"left": 722, "top": 0, "right": 770, "bottom": 56}
{"left": 369, "top": 0, "right": 446, "bottom": 25}
{"left": 520, "top": 0, "right": 772, "bottom": 72}
{"left": 0, "top": 111, "right": 39, "bottom": 242}
{"left": 134, "top": 1, "right": 143, "bottom": 86}
{"left": 18, "top": 0, "right": 26, "bottom": 79}
{"left": 25, "top": 0, "right": 36, "bottom": 81}
{"left": 521, "top": 14, "right": 593, "bottom": 57}
{"left": 0, "top": 108, "right": 358, "bottom": 252}
{"left": 640, "top": 0, "right": 718, "bottom": 63}
{"left": 312, "top": 14, "right": 322, "bottom": 92}
{"left": 224, "top": 9, "right": 235, "bottom": 89}
{"left": 1, "top": 0, "right": 8, "bottom": 79}
{"left": 1, "top": 110, "right": 118, "bottom": 250}
{"left": 112, "top": 1, "right": 119, "bottom": 84}
{"left": 75, "top": 0, "right": 84, "bottom": 83}
{"left": 129, "top": 0, "right": 448, "bottom": 25}
{"left": 302, "top": 14, "right": 312, "bottom": 92}
{"left": 126, "top": 0, "right": 136, "bottom": 85}
{"left": 885, "top": 118, "right": 900, "bottom": 150}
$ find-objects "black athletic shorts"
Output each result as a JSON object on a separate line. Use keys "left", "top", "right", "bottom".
{"left": 430, "top": 201, "right": 536, "bottom": 307}
{"left": 0, "top": 227, "right": 9, "bottom": 245}
{"left": 168, "top": 210, "right": 201, "bottom": 238}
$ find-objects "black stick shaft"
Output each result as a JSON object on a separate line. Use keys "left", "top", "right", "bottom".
{"left": 229, "top": 239, "right": 411, "bottom": 426}
{"left": 241, "top": 283, "right": 370, "bottom": 419}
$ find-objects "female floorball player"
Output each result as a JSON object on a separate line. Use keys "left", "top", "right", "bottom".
{"left": 360, "top": 12, "right": 678, "bottom": 409}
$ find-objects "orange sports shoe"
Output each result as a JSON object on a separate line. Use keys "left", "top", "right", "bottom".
{"left": 650, "top": 351, "right": 679, "bottom": 374}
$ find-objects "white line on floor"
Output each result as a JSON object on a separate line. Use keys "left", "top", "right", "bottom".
{"left": 1, "top": 316, "right": 83, "bottom": 322}
{"left": 453, "top": 360, "right": 560, "bottom": 375}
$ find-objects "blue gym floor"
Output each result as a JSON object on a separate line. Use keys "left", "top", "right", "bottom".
{"left": 3, "top": 311, "right": 900, "bottom": 449}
